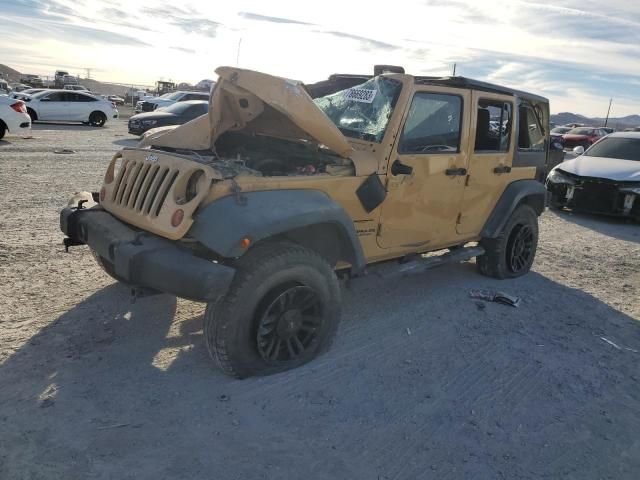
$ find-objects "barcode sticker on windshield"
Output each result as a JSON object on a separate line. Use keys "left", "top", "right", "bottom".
{"left": 344, "top": 88, "right": 377, "bottom": 103}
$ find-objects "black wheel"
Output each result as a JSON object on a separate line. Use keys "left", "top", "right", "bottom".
{"left": 27, "top": 108, "right": 37, "bottom": 121}
{"left": 89, "top": 111, "right": 106, "bottom": 127}
{"left": 0, "top": 123, "right": 6, "bottom": 140}
{"left": 477, "top": 204, "right": 539, "bottom": 279}
{"left": 204, "top": 242, "right": 341, "bottom": 378}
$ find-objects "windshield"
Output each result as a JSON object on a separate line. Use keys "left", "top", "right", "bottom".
{"left": 568, "top": 128, "right": 594, "bottom": 135}
{"left": 551, "top": 127, "right": 571, "bottom": 134}
{"left": 585, "top": 137, "right": 640, "bottom": 161}
{"left": 163, "top": 102, "right": 205, "bottom": 114}
{"left": 159, "top": 92, "right": 183, "bottom": 101}
{"left": 314, "top": 77, "right": 402, "bottom": 142}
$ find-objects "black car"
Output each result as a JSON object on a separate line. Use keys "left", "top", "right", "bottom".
{"left": 128, "top": 100, "right": 208, "bottom": 135}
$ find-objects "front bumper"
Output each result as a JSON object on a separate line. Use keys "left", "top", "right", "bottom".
{"left": 547, "top": 178, "right": 640, "bottom": 218}
{"left": 60, "top": 206, "right": 235, "bottom": 302}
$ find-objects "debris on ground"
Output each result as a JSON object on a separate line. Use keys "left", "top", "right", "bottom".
{"left": 469, "top": 290, "right": 521, "bottom": 307}
{"left": 53, "top": 148, "right": 76, "bottom": 154}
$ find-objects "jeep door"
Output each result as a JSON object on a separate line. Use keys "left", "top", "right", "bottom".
{"left": 456, "top": 92, "right": 516, "bottom": 235}
{"left": 377, "top": 87, "right": 471, "bottom": 249}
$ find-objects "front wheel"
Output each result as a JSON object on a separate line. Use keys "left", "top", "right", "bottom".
{"left": 89, "top": 111, "right": 106, "bottom": 127}
{"left": 476, "top": 204, "right": 539, "bottom": 279}
{"left": 204, "top": 242, "right": 341, "bottom": 378}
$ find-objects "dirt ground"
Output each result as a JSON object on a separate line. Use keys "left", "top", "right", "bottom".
{"left": 0, "top": 117, "right": 639, "bottom": 480}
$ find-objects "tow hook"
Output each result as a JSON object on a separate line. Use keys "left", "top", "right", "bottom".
{"left": 63, "top": 237, "right": 84, "bottom": 252}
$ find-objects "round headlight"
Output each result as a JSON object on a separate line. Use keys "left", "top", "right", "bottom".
{"left": 186, "top": 170, "right": 204, "bottom": 202}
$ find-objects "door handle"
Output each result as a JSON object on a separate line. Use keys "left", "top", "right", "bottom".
{"left": 445, "top": 167, "right": 467, "bottom": 176}
{"left": 493, "top": 165, "right": 512, "bottom": 174}
{"left": 391, "top": 159, "right": 413, "bottom": 176}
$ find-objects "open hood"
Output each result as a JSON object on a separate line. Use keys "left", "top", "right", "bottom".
{"left": 139, "top": 67, "right": 354, "bottom": 158}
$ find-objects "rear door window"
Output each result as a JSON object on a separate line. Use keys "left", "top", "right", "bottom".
{"left": 518, "top": 104, "right": 545, "bottom": 151}
{"left": 475, "top": 100, "right": 512, "bottom": 152}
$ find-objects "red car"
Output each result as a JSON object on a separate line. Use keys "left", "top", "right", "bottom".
{"left": 562, "top": 127, "right": 608, "bottom": 150}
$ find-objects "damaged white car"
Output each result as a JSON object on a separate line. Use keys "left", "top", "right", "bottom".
{"left": 546, "top": 132, "right": 640, "bottom": 220}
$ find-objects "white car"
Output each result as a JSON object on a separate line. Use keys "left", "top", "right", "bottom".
{"left": 546, "top": 132, "right": 640, "bottom": 220}
{"left": 0, "top": 95, "right": 31, "bottom": 140}
{"left": 24, "top": 90, "right": 118, "bottom": 127}
{"left": 10, "top": 88, "right": 46, "bottom": 100}
{"left": 135, "top": 90, "right": 209, "bottom": 113}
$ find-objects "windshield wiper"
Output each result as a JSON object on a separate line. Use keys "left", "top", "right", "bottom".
{"left": 338, "top": 127, "right": 377, "bottom": 142}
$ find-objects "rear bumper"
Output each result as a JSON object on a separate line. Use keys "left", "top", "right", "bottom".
{"left": 60, "top": 206, "right": 235, "bottom": 302}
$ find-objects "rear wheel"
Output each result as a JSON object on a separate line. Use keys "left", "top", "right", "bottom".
{"left": 0, "top": 122, "right": 6, "bottom": 140}
{"left": 89, "top": 111, "right": 106, "bottom": 127}
{"left": 27, "top": 108, "right": 37, "bottom": 121}
{"left": 204, "top": 242, "right": 341, "bottom": 378}
{"left": 477, "top": 204, "right": 539, "bottom": 279}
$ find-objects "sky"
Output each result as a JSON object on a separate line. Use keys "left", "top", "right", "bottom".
{"left": 1, "top": 0, "right": 639, "bottom": 116}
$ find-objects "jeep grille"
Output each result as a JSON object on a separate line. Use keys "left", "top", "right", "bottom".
{"left": 100, "top": 150, "right": 214, "bottom": 240}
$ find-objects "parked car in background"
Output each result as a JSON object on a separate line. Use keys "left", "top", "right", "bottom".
{"left": 0, "top": 80, "right": 11, "bottom": 95}
{"left": 24, "top": 90, "right": 118, "bottom": 127}
{"left": 562, "top": 127, "right": 607, "bottom": 150}
{"left": 11, "top": 88, "right": 47, "bottom": 100}
{"left": 62, "top": 75, "right": 79, "bottom": 86}
{"left": 546, "top": 132, "right": 640, "bottom": 220}
{"left": 0, "top": 96, "right": 31, "bottom": 140}
{"left": 128, "top": 100, "right": 208, "bottom": 135}
{"left": 107, "top": 95, "right": 125, "bottom": 105}
{"left": 20, "top": 74, "right": 44, "bottom": 87}
{"left": 135, "top": 90, "right": 210, "bottom": 113}
{"left": 10, "top": 83, "right": 30, "bottom": 92}
{"left": 599, "top": 127, "right": 615, "bottom": 135}
{"left": 624, "top": 127, "right": 640, "bottom": 132}
{"left": 64, "top": 85, "right": 89, "bottom": 91}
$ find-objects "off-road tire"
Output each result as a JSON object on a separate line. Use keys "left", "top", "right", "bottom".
{"left": 204, "top": 242, "right": 341, "bottom": 378}
{"left": 89, "top": 111, "right": 106, "bottom": 127}
{"left": 476, "top": 204, "right": 539, "bottom": 279}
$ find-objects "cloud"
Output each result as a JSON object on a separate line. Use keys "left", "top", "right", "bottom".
{"left": 171, "top": 18, "right": 221, "bottom": 38}
{"left": 238, "top": 12, "right": 314, "bottom": 26}
{"left": 319, "top": 31, "right": 399, "bottom": 51}
{"left": 170, "top": 46, "right": 196, "bottom": 54}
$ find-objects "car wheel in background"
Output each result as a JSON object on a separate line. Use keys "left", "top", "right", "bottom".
{"left": 89, "top": 111, "right": 106, "bottom": 127}
{"left": 0, "top": 122, "right": 6, "bottom": 140}
{"left": 27, "top": 108, "right": 37, "bottom": 121}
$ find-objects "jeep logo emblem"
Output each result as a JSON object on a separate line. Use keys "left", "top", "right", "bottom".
{"left": 145, "top": 154, "right": 159, "bottom": 163}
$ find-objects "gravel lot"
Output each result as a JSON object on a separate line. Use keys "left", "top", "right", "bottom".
{"left": 1, "top": 117, "right": 639, "bottom": 479}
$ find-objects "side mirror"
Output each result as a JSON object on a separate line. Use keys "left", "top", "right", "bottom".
{"left": 573, "top": 146, "right": 585, "bottom": 155}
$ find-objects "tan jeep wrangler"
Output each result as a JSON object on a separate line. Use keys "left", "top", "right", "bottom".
{"left": 61, "top": 65, "right": 549, "bottom": 378}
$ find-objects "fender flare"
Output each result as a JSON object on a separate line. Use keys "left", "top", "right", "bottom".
{"left": 480, "top": 180, "right": 546, "bottom": 238}
{"left": 189, "top": 189, "right": 366, "bottom": 273}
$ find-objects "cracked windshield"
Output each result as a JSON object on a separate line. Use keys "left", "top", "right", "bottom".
{"left": 314, "top": 77, "right": 401, "bottom": 142}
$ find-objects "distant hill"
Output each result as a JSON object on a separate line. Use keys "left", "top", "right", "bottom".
{"left": 551, "top": 112, "right": 640, "bottom": 129}
{"left": 0, "top": 64, "right": 21, "bottom": 81}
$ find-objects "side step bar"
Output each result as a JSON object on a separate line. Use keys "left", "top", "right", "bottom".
{"left": 359, "top": 245, "right": 485, "bottom": 280}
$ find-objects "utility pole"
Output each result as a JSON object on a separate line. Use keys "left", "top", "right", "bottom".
{"left": 452, "top": 63, "right": 456, "bottom": 76}
{"left": 236, "top": 38, "right": 242, "bottom": 67}
{"left": 604, "top": 98, "right": 612, "bottom": 127}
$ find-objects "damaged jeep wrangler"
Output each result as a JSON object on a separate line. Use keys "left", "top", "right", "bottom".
{"left": 61, "top": 65, "right": 550, "bottom": 378}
